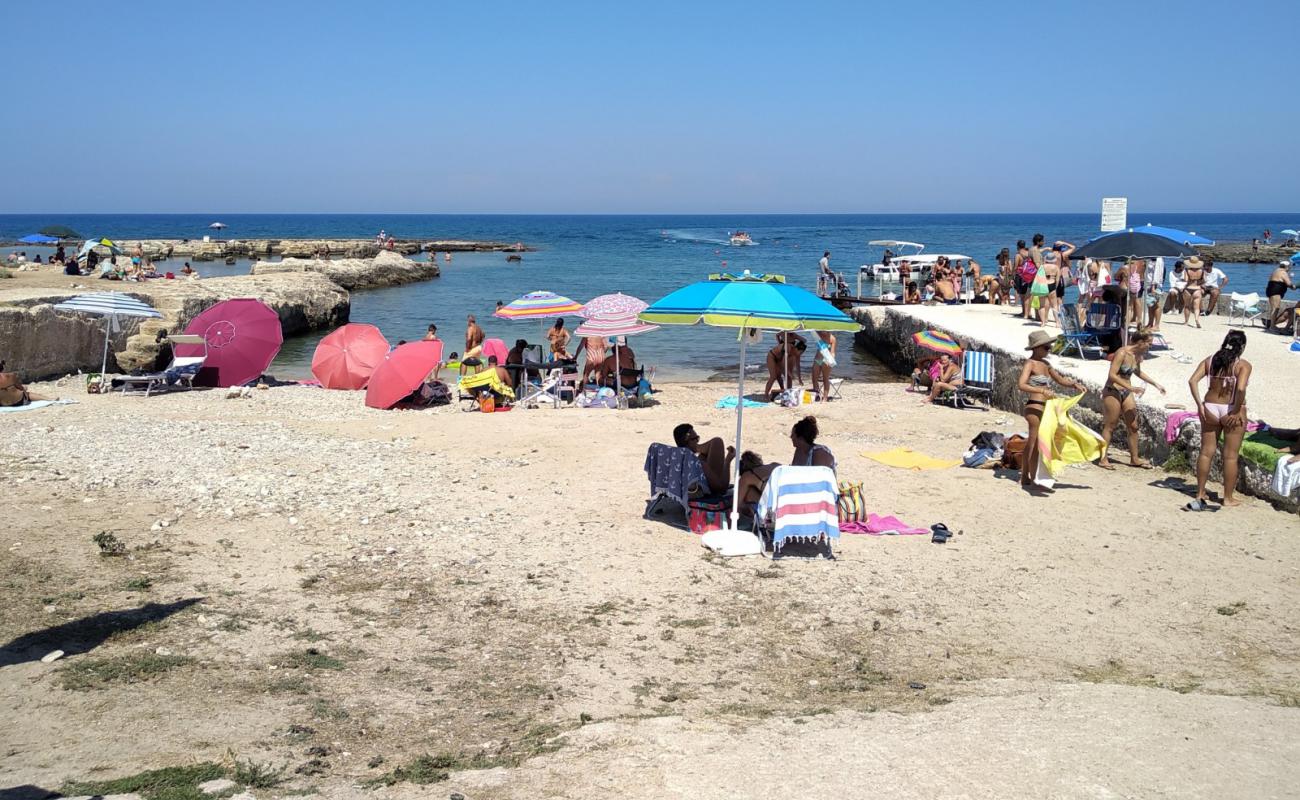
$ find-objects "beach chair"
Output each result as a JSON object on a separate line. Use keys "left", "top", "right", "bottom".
{"left": 1227, "top": 292, "right": 1264, "bottom": 327}
{"left": 456, "top": 369, "right": 514, "bottom": 411}
{"left": 119, "top": 334, "right": 208, "bottom": 397}
{"left": 1086, "top": 302, "right": 1124, "bottom": 337}
{"left": 953, "top": 350, "right": 994, "bottom": 410}
{"left": 826, "top": 378, "right": 844, "bottom": 400}
{"left": 615, "top": 366, "right": 655, "bottom": 407}
{"left": 752, "top": 465, "right": 838, "bottom": 559}
{"left": 1057, "top": 303, "right": 1102, "bottom": 358}
{"left": 643, "top": 443, "right": 731, "bottom": 531}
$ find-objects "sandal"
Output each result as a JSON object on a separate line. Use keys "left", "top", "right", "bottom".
{"left": 930, "top": 523, "right": 953, "bottom": 544}
{"left": 1129, "top": 461, "right": 1154, "bottom": 470}
{"left": 1183, "top": 499, "right": 1208, "bottom": 512}
{"left": 1096, "top": 461, "right": 1117, "bottom": 471}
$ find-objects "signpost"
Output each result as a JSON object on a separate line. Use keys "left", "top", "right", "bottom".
{"left": 1100, "top": 197, "right": 1128, "bottom": 232}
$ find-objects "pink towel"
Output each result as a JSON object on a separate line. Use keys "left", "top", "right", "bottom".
{"left": 843, "top": 513, "right": 928, "bottom": 536}
{"left": 1165, "top": 410, "right": 1262, "bottom": 443}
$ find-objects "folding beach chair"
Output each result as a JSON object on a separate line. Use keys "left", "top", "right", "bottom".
{"left": 752, "top": 465, "right": 838, "bottom": 559}
{"left": 1086, "top": 302, "right": 1124, "bottom": 337}
{"left": 1227, "top": 292, "right": 1264, "bottom": 327}
{"left": 953, "top": 350, "right": 994, "bottom": 410}
{"left": 119, "top": 334, "right": 208, "bottom": 397}
{"left": 1058, "top": 303, "right": 1102, "bottom": 359}
{"left": 643, "top": 443, "right": 732, "bottom": 531}
{"left": 826, "top": 378, "right": 844, "bottom": 400}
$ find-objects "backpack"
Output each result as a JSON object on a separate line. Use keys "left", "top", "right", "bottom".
{"left": 1017, "top": 258, "right": 1038, "bottom": 283}
{"left": 836, "top": 481, "right": 865, "bottom": 524}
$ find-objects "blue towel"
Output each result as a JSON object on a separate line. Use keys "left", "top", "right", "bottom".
{"left": 716, "top": 396, "right": 770, "bottom": 409}
{"left": 644, "top": 443, "right": 708, "bottom": 509}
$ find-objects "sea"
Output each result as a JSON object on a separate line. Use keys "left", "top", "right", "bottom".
{"left": 1, "top": 213, "right": 1291, "bottom": 381}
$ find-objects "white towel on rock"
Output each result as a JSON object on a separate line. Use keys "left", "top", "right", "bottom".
{"left": 1273, "top": 457, "right": 1300, "bottom": 498}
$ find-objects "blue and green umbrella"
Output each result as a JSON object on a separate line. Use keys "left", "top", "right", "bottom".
{"left": 640, "top": 271, "right": 860, "bottom": 536}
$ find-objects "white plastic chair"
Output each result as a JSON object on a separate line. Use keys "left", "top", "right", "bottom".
{"left": 1227, "top": 292, "right": 1263, "bottom": 327}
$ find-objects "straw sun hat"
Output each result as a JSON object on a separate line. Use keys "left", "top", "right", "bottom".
{"left": 1025, "top": 330, "right": 1056, "bottom": 351}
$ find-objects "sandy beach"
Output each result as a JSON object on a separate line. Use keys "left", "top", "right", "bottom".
{"left": 3, "top": 375, "right": 1298, "bottom": 799}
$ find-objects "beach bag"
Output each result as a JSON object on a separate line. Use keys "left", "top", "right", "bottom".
{"left": 477, "top": 391, "right": 495, "bottom": 413}
{"left": 1001, "top": 435, "right": 1027, "bottom": 469}
{"left": 0, "top": 364, "right": 29, "bottom": 407}
{"left": 1030, "top": 269, "right": 1051, "bottom": 297}
{"left": 687, "top": 498, "right": 728, "bottom": 534}
{"left": 836, "top": 480, "right": 865, "bottom": 524}
{"left": 1017, "top": 259, "right": 1038, "bottom": 283}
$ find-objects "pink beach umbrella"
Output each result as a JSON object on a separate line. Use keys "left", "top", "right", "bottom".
{"left": 574, "top": 312, "right": 658, "bottom": 388}
{"left": 580, "top": 292, "right": 649, "bottom": 319}
{"left": 481, "top": 338, "right": 508, "bottom": 364}
{"left": 311, "top": 323, "right": 390, "bottom": 390}
{"left": 365, "top": 340, "right": 444, "bottom": 410}
{"left": 176, "top": 298, "right": 283, "bottom": 387}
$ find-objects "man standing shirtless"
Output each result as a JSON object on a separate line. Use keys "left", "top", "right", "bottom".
{"left": 465, "top": 314, "right": 485, "bottom": 360}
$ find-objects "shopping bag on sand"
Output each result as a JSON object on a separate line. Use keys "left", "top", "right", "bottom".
{"left": 837, "top": 481, "right": 865, "bottom": 524}
{"left": 687, "top": 498, "right": 728, "bottom": 534}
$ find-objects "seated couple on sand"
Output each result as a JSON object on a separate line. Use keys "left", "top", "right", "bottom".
{"left": 673, "top": 416, "right": 836, "bottom": 508}
{"left": 911, "top": 353, "right": 963, "bottom": 402}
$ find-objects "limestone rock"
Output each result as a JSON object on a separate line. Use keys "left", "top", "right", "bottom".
{"left": 250, "top": 250, "right": 439, "bottom": 291}
{"left": 198, "top": 778, "right": 236, "bottom": 795}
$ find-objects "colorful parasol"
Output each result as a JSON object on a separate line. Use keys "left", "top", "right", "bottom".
{"left": 364, "top": 340, "right": 444, "bottom": 409}
{"left": 176, "top": 298, "right": 283, "bottom": 387}
{"left": 311, "top": 323, "right": 390, "bottom": 390}
{"left": 574, "top": 313, "right": 659, "bottom": 337}
{"left": 912, "top": 330, "right": 962, "bottom": 356}
{"left": 494, "top": 291, "right": 583, "bottom": 320}
{"left": 580, "top": 292, "right": 649, "bottom": 319}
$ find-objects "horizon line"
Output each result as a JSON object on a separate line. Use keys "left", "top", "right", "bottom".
{"left": 2, "top": 210, "right": 1296, "bottom": 217}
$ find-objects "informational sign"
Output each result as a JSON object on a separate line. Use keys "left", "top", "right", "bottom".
{"left": 1100, "top": 197, "right": 1128, "bottom": 232}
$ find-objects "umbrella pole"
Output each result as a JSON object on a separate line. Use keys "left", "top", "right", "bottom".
{"left": 730, "top": 331, "right": 747, "bottom": 531}
{"left": 101, "top": 316, "right": 112, "bottom": 379}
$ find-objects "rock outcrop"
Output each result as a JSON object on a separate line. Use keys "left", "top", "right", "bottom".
{"left": 104, "top": 237, "right": 529, "bottom": 262}
{"left": 248, "top": 250, "right": 440, "bottom": 290}
{"left": 1198, "top": 242, "right": 1298, "bottom": 264}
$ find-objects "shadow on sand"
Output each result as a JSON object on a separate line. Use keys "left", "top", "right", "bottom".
{"left": 0, "top": 597, "right": 202, "bottom": 668}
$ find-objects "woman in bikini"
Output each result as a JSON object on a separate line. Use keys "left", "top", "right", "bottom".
{"left": 926, "top": 352, "right": 963, "bottom": 403}
{"left": 1096, "top": 330, "right": 1166, "bottom": 470}
{"left": 1186, "top": 330, "right": 1252, "bottom": 511}
{"left": 790, "top": 415, "right": 836, "bottom": 473}
{"left": 811, "top": 330, "right": 836, "bottom": 402}
{"left": 1017, "top": 330, "right": 1087, "bottom": 491}
{"left": 1181, "top": 256, "right": 1207, "bottom": 327}
{"left": 736, "top": 450, "right": 779, "bottom": 508}
{"left": 547, "top": 318, "right": 572, "bottom": 360}
{"left": 764, "top": 331, "right": 805, "bottom": 399}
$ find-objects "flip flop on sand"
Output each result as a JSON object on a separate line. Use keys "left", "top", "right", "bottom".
{"left": 1128, "top": 461, "right": 1154, "bottom": 470}
{"left": 1183, "top": 499, "right": 1209, "bottom": 512}
{"left": 1096, "top": 461, "right": 1117, "bottom": 471}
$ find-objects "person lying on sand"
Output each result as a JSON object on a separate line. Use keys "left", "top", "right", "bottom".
{"left": 673, "top": 423, "right": 734, "bottom": 495}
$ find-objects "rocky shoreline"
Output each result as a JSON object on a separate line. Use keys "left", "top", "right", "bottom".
{"left": 0, "top": 252, "right": 442, "bottom": 380}
{"left": 7, "top": 237, "right": 531, "bottom": 261}
{"left": 1197, "top": 241, "right": 1298, "bottom": 264}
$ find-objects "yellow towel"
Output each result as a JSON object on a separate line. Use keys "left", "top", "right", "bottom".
{"left": 1035, "top": 393, "right": 1104, "bottom": 484}
{"left": 862, "top": 447, "right": 960, "bottom": 471}
{"left": 458, "top": 370, "right": 515, "bottom": 400}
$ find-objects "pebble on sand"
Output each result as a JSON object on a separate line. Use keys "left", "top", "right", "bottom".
{"left": 41, "top": 649, "right": 65, "bottom": 663}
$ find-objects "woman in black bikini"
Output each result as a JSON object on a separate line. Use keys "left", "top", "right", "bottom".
{"left": 1265, "top": 261, "right": 1294, "bottom": 330}
{"left": 1017, "top": 330, "right": 1087, "bottom": 490}
{"left": 1096, "top": 331, "right": 1166, "bottom": 471}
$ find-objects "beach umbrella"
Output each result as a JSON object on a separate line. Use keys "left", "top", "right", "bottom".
{"left": 77, "top": 238, "right": 123, "bottom": 259}
{"left": 39, "top": 225, "right": 81, "bottom": 239}
{"left": 481, "top": 338, "right": 508, "bottom": 364}
{"left": 1128, "top": 224, "right": 1215, "bottom": 246}
{"left": 912, "top": 330, "right": 962, "bottom": 356}
{"left": 580, "top": 292, "right": 649, "bottom": 319}
{"left": 1281, "top": 229, "right": 1299, "bottom": 238}
{"left": 176, "top": 298, "right": 283, "bottom": 387}
{"left": 19, "top": 233, "right": 59, "bottom": 245}
{"left": 494, "top": 291, "right": 583, "bottom": 320}
{"left": 640, "top": 271, "right": 859, "bottom": 536}
{"left": 52, "top": 292, "right": 163, "bottom": 378}
{"left": 311, "top": 323, "right": 390, "bottom": 390}
{"left": 209, "top": 222, "right": 227, "bottom": 231}
{"left": 365, "top": 340, "right": 444, "bottom": 409}
{"left": 1068, "top": 230, "right": 1197, "bottom": 261}
{"left": 575, "top": 312, "right": 660, "bottom": 391}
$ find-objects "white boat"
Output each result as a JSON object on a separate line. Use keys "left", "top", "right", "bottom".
{"left": 861, "top": 240, "right": 924, "bottom": 279}
{"left": 855, "top": 252, "right": 976, "bottom": 299}
{"left": 729, "top": 231, "right": 754, "bottom": 246}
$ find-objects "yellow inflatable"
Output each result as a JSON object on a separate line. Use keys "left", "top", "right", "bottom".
{"left": 1034, "top": 393, "right": 1104, "bottom": 487}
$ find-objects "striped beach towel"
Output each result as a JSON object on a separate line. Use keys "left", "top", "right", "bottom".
{"left": 756, "top": 466, "right": 840, "bottom": 553}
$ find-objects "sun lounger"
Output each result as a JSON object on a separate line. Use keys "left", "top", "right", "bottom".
{"left": 119, "top": 334, "right": 207, "bottom": 397}
{"left": 753, "top": 465, "right": 838, "bottom": 558}
{"left": 952, "top": 350, "right": 993, "bottom": 410}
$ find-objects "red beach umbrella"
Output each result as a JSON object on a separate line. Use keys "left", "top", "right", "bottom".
{"left": 311, "top": 323, "right": 390, "bottom": 390}
{"left": 176, "top": 298, "right": 283, "bottom": 387}
{"left": 364, "top": 340, "right": 445, "bottom": 410}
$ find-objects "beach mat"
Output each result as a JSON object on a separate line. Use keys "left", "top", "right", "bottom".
{"left": 0, "top": 399, "right": 76, "bottom": 413}
{"left": 862, "top": 447, "right": 959, "bottom": 471}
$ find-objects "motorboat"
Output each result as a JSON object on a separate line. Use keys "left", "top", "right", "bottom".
{"left": 855, "top": 253, "right": 976, "bottom": 299}
{"left": 729, "top": 231, "right": 754, "bottom": 246}
{"left": 861, "top": 240, "right": 924, "bottom": 280}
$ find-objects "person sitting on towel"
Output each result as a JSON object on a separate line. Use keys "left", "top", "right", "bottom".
{"left": 673, "top": 423, "right": 734, "bottom": 496}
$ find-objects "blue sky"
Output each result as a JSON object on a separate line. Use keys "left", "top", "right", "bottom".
{"left": 5, "top": 0, "right": 1294, "bottom": 213}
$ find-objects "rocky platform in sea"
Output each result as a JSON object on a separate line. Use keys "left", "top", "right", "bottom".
{"left": 93, "top": 238, "right": 530, "bottom": 262}
{"left": 1197, "top": 242, "right": 1298, "bottom": 264}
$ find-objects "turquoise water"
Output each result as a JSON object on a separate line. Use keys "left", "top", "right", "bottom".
{"left": 3, "top": 213, "right": 1292, "bottom": 380}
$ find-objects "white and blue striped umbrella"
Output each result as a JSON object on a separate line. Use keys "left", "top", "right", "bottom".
{"left": 53, "top": 292, "right": 162, "bottom": 378}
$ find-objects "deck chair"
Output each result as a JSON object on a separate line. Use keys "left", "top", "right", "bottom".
{"left": 119, "top": 334, "right": 207, "bottom": 397}
{"left": 643, "top": 443, "right": 732, "bottom": 531}
{"left": 457, "top": 369, "right": 515, "bottom": 411}
{"left": 1086, "top": 302, "right": 1124, "bottom": 337}
{"left": 752, "top": 465, "right": 837, "bottom": 559}
{"left": 1057, "top": 303, "right": 1102, "bottom": 358}
{"left": 953, "top": 351, "right": 994, "bottom": 410}
{"left": 1227, "top": 292, "right": 1264, "bottom": 327}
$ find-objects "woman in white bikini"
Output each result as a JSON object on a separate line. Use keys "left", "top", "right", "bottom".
{"left": 1186, "top": 330, "right": 1251, "bottom": 511}
{"left": 1096, "top": 330, "right": 1166, "bottom": 470}
{"left": 811, "top": 330, "right": 836, "bottom": 402}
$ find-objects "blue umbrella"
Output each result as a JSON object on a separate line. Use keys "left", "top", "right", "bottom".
{"left": 1108, "top": 224, "right": 1214, "bottom": 246}
{"left": 641, "top": 271, "right": 859, "bottom": 535}
{"left": 18, "top": 234, "right": 59, "bottom": 244}
{"left": 1290, "top": 252, "right": 1300, "bottom": 264}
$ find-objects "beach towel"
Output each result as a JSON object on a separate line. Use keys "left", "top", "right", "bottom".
{"left": 715, "top": 395, "right": 770, "bottom": 409}
{"left": 841, "top": 513, "right": 927, "bottom": 536}
{"left": 1272, "top": 456, "right": 1300, "bottom": 498}
{"left": 644, "top": 443, "right": 710, "bottom": 511}
{"left": 1034, "top": 393, "right": 1104, "bottom": 488}
{"left": 1239, "top": 432, "right": 1290, "bottom": 473}
{"left": 862, "top": 447, "right": 960, "bottom": 471}
{"left": 756, "top": 466, "right": 840, "bottom": 553}
{"left": 0, "top": 399, "right": 76, "bottom": 413}
{"left": 1165, "top": 410, "right": 1199, "bottom": 443}
{"left": 457, "top": 369, "right": 515, "bottom": 401}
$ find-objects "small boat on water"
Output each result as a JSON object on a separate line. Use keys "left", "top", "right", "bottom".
{"left": 729, "top": 231, "right": 754, "bottom": 246}
{"left": 862, "top": 240, "right": 925, "bottom": 280}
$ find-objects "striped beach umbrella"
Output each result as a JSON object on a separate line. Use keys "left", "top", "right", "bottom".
{"left": 912, "top": 329, "right": 962, "bottom": 356}
{"left": 580, "top": 292, "right": 649, "bottom": 319}
{"left": 53, "top": 292, "right": 163, "bottom": 378}
{"left": 494, "top": 291, "right": 583, "bottom": 320}
{"left": 573, "top": 313, "right": 659, "bottom": 338}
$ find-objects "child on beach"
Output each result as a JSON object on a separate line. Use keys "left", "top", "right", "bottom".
{"left": 1017, "top": 330, "right": 1087, "bottom": 492}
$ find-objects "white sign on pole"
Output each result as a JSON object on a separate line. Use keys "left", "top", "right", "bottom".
{"left": 1100, "top": 197, "right": 1128, "bottom": 232}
